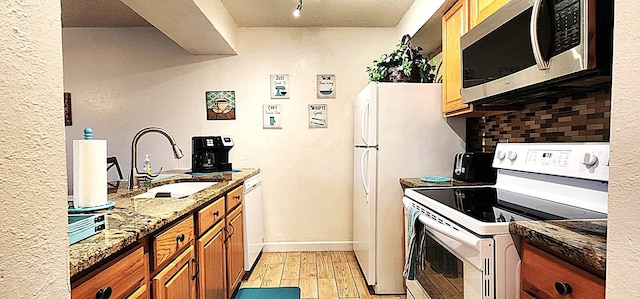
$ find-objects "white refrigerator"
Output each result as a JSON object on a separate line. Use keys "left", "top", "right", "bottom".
{"left": 353, "top": 82, "right": 466, "bottom": 294}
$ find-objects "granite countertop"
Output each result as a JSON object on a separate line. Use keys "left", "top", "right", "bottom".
{"left": 69, "top": 168, "right": 259, "bottom": 278}
{"left": 509, "top": 220, "right": 607, "bottom": 277}
{"left": 399, "top": 177, "right": 494, "bottom": 188}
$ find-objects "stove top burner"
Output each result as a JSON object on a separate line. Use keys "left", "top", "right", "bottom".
{"left": 414, "top": 187, "right": 607, "bottom": 223}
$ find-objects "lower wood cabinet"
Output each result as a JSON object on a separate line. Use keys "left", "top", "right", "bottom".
{"left": 520, "top": 242, "right": 604, "bottom": 299}
{"left": 72, "top": 182, "right": 249, "bottom": 299}
{"left": 152, "top": 245, "right": 198, "bottom": 299}
{"left": 197, "top": 220, "right": 227, "bottom": 299}
{"left": 72, "top": 246, "right": 147, "bottom": 299}
{"left": 226, "top": 203, "right": 245, "bottom": 298}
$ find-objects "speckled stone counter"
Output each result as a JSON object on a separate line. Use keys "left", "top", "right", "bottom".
{"left": 509, "top": 220, "right": 606, "bottom": 277}
{"left": 69, "top": 168, "right": 259, "bottom": 278}
{"left": 399, "top": 177, "right": 494, "bottom": 188}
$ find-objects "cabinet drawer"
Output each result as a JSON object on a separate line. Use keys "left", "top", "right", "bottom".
{"left": 226, "top": 186, "right": 244, "bottom": 212}
{"left": 521, "top": 242, "right": 604, "bottom": 299}
{"left": 198, "top": 196, "right": 225, "bottom": 235}
{"left": 72, "top": 246, "right": 146, "bottom": 299}
{"left": 153, "top": 215, "right": 195, "bottom": 269}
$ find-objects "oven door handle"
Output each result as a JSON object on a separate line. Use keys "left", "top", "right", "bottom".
{"left": 418, "top": 214, "right": 481, "bottom": 251}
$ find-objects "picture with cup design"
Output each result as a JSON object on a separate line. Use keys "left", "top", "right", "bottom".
{"left": 206, "top": 90, "right": 236, "bottom": 120}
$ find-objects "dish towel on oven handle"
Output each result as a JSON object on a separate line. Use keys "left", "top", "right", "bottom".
{"left": 403, "top": 204, "right": 426, "bottom": 280}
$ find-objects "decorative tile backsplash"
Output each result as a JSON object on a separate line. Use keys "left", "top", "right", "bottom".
{"left": 467, "top": 89, "right": 611, "bottom": 153}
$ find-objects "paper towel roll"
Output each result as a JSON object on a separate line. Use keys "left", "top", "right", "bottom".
{"left": 73, "top": 139, "right": 107, "bottom": 208}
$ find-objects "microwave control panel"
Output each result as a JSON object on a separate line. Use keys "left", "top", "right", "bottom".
{"left": 553, "top": 0, "right": 581, "bottom": 54}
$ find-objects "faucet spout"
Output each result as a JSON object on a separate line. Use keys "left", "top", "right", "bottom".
{"left": 129, "top": 127, "right": 184, "bottom": 189}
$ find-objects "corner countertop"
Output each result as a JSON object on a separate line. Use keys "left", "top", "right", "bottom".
{"left": 69, "top": 168, "right": 259, "bottom": 278}
{"left": 509, "top": 220, "right": 607, "bottom": 277}
{"left": 399, "top": 177, "right": 494, "bottom": 188}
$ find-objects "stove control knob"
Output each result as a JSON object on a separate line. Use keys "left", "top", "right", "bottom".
{"left": 583, "top": 153, "right": 598, "bottom": 167}
{"left": 507, "top": 151, "right": 517, "bottom": 161}
{"left": 496, "top": 151, "right": 506, "bottom": 161}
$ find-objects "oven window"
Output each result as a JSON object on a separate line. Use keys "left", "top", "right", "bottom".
{"left": 415, "top": 233, "right": 464, "bottom": 299}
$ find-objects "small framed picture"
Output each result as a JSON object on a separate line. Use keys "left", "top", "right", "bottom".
{"left": 206, "top": 91, "right": 236, "bottom": 120}
{"left": 308, "top": 104, "right": 328, "bottom": 128}
{"left": 317, "top": 74, "right": 336, "bottom": 99}
{"left": 263, "top": 104, "right": 283, "bottom": 129}
{"left": 270, "top": 74, "right": 290, "bottom": 99}
{"left": 64, "top": 92, "right": 72, "bottom": 126}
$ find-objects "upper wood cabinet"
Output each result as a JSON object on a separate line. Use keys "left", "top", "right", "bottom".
{"left": 442, "top": 0, "right": 509, "bottom": 117}
{"left": 442, "top": 0, "right": 472, "bottom": 117}
{"left": 469, "top": 0, "right": 510, "bottom": 28}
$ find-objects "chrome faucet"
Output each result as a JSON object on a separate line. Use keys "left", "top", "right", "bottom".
{"left": 129, "top": 127, "right": 184, "bottom": 189}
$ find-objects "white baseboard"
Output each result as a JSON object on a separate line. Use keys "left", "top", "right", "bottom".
{"left": 263, "top": 241, "right": 353, "bottom": 252}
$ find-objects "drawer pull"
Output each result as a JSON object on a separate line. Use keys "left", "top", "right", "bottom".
{"left": 234, "top": 195, "right": 241, "bottom": 201}
{"left": 95, "top": 286, "right": 112, "bottom": 299}
{"left": 191, "top": 258, "right": 200, "bottom": 281}
{"left": 228, "top": 223, "right": 235, "bottom": 238}
{"left": 554, "top": 281, "right": 573, "bottom": 295}
{"left": 176, "top": 233, "right": 185, "bottom": 243}
{"left": 213, "top": 210, "right": 220, "bottom": 217}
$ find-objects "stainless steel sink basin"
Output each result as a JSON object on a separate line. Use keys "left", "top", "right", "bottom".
{"left": 133, "top": 182, "right": 217, "bottom": 199}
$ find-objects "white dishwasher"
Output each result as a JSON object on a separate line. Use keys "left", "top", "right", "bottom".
{"left": 243, "top": 173, "right": 264, "bottom": 271}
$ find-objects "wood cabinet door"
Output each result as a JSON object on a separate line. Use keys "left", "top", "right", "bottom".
{"left": 442, "top": 0, "right": 472, "bottom": 116}
{"left": 226, "top": 205, "right": 245, "bottom": 297}
{"left": 72, "top": 246, "right": 146, "bottom": 299}
{"left": 520, "top": 242, "right": 605, "bottom": 299}
{"left": 470, "top": 0, "right": 510, "bottom": 27}
{"left": 198, "top": 221, "right": 227, "bottom": 299}
{"left": 153, "top": 245, "right": 197, "bottom": 299}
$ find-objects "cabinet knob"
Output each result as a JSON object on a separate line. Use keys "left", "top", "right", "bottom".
{"left": 554, "top": 281, "right": 573, "bottom": 295}
{"left": 176, "top": 233, "right": 185, "bottom": 243}
{"left": 95, "top": 286, "right": 112, "bottom": 299}
{"left": 213, "top": 210, "right": 220, "bottom": 217}
{"left": 234, "top": 195, "right": 241, "bottom": 201}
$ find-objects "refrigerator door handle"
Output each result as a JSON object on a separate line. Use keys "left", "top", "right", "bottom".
{"left": 361, "top": 100, "right": 370, "bottom": 146}
{"left": 361, "top": 148, "right": 370, "bottom": 197}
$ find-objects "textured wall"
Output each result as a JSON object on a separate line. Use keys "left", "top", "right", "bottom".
{"left": 63, "top": 27, "right": 397, "bottom": 250}
{"left": 467, "top": 90, "right": 611, "bottom": 152}
{"left": 607, "top": 0, "right": 640, "bottom": 296}
{"left": 0, "top": 1, "right": 70, "bottom": 298}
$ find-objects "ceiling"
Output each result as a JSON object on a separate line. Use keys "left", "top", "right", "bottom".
{"left": 61, "top": 0, "right": 416, "bottom": 28}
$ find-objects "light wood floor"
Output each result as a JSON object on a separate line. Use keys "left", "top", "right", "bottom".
{"left": 240, "top": 251, "right": 407, "bottom": 299}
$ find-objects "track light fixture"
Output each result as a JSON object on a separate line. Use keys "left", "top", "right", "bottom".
{"left": 293, "top": 0, "right": 302, "bottom": 17}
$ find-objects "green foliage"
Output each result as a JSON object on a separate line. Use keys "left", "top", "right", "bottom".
{"left": 366, "top": 36, "right": 435, "bottom": 83}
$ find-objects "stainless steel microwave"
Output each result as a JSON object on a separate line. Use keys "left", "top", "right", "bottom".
{"left": 460, "top": 0, "right": 613, "bottom": 106}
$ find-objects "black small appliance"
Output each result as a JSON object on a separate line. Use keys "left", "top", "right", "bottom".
{"left": 452, "top": 152, "right": 496, "bottom": 183}
{"left": 192, "top": 136, "right": 234, "bottom": 173}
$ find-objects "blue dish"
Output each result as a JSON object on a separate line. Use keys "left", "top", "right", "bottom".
{"left": 421, "top": 176, "right": 452, "bottom": 183}
{"left": 68, "top": 199, "right": 115, "bottom": 213}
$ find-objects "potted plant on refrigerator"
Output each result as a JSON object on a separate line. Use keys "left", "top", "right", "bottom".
{"left": 366, "top": 34, "right": 435, "bottom": 83}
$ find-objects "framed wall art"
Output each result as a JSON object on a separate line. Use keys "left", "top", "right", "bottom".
{"left": 317, "top": 74, "right": 336, "bottom": 99}
{"left": 64, "top": 92, "right": 72, "bottom": 126}
{"left": 263, "top": 104, "right": 282, "bottom": 129}
{"left": 270, "top": 74, "right": 289, "bottom": 99}
{"left": 206, "top": 90, "right": 236, "bottom": 120}
{"left": 308, "top": 104, "right": 328, "bottom": 128}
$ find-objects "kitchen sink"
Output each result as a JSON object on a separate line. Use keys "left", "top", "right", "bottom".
{"left": 133, "top": 181, "right": 218, "bottom": 199}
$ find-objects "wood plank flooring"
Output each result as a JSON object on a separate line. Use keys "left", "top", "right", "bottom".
{"left": 240, "top": 251, "right": 407, "bottom": 299}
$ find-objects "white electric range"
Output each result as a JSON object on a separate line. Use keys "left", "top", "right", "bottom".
{"left": 403, "top": 142, "right": 609, "bottom": 299}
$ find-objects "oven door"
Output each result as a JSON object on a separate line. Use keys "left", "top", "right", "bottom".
{"left": 403, "top": 197, "right": 494, "bottom": 299}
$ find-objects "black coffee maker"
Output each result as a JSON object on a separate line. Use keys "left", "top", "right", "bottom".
{"left": 191, "top": 136, "right": 234, "bottom": 172}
